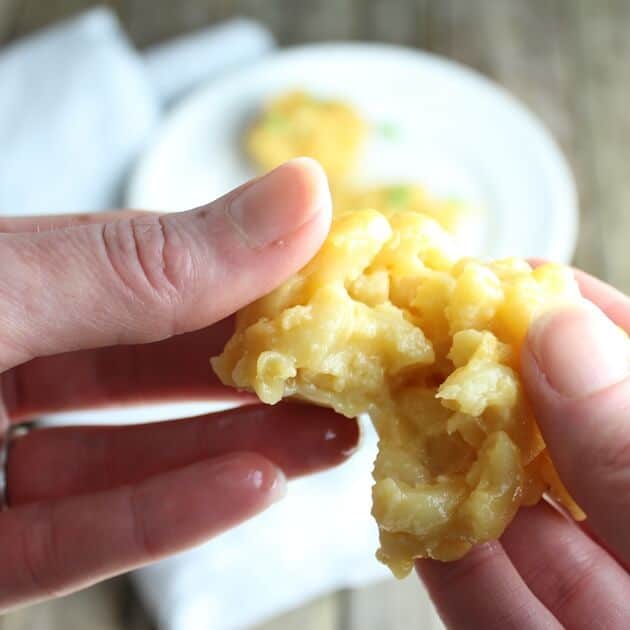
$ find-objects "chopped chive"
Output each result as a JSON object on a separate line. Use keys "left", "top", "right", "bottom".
{"left": 377, "top": 121, "right": 400, "bottom": 140}
{"left": 264, "top": 112, "right": 289, "bottom": 131}
{"left": 387, "top": 186, "right": 410, "bottom": 206}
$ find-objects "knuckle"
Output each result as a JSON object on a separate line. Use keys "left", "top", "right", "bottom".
{"left": 0, "top": 243, "right": 38, "bottom": 369}
{"left": 516, "top": 530, "right": 604, "bottom": 622}
{"left": 583, "top": 425, "right": 630, "bottom": 493}
{"left": 564, "top": 400, "right": 630, "bottom": 494}
{"left": 123, "top": 485, "right": 156, "bottom": 559}
{"left": 19, "top": 504, "right": 64, "bottom": 599}
{"left": 546, "top": 549, "right": 601, "bottom": 619}
{"left": 599, "top": 435, "right": 630, "bottom": 478}
{"left": 100, "top": 216, "right": 196, "bottom": 305}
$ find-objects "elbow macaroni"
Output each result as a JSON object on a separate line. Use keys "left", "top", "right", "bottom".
{"left": 212, "top": 209, "right": 585, "bottom": 578}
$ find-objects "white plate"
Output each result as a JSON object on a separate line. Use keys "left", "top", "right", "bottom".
{"left": 126, "top": 42, "right": 578, "bottom": 262}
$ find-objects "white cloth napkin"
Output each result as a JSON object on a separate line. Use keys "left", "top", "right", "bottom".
{"left": 0, "top": 8, "right": 275, "bottom": 215}
{"left": 0, "top": 8, "right": 402, "bottom": 630}
{"left": 0, "top": 8, "right": 157, "bottom": 215}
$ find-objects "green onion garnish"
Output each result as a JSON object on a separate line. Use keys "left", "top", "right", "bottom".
{"left": 377, "top": 121, "right": 400, "bottom": 140}
{"left": 387, "top": 186, "right": 410, "bottom": 206}
{"left": 264, "top": 112, "right": 289, "bottom": 131}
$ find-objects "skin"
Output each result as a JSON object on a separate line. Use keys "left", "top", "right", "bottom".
{"left": 4, "top": 156, "right": 627, "bottom": 622}
{"left": 417, "top": 269, "right": 630, "bottom": 629}
{"left": 0, "top": 158, "right": 359, "bottom": 611}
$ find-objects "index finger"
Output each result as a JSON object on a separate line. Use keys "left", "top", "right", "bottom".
{"left": 5, "top": 318, "right": 249, "bottom": 422}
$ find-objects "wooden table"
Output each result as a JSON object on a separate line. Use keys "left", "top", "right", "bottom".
{"left": 1, "top": 0, "right": 629, "bottom": 628}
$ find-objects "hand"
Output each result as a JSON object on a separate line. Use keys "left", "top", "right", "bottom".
{"left": 0, "top": 159, "right": 358, "bottom": 611}
{"left": 417, "top": 269, "right": 630, "bottom": 629}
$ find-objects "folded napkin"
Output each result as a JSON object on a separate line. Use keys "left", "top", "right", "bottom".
{"left": 0, "top": 9, "right": 275, "bottom": 215}
{"left": 0, "top": 8, "right": 157, "bottom": 215}
{"left": 0, "top": 8, "right": 416, "bottom": 630}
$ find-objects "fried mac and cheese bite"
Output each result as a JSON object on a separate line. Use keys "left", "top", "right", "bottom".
{"left": 212, "top": 208, "right": 584, "bottom": 578}
{"left": 246, "top": 91, "right": 365, "bottom": 180}
{"left": 247, "top": 92, "right": 478, "bottom": 245}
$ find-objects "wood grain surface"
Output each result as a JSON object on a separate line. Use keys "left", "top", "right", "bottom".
{"left": 0, "top": 0, "right": 628, "bottom": 628}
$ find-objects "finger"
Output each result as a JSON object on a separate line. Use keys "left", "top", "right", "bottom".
{"left": 528, "top": 259, "right": 630, "bottom": 330}
{"left": 522, "top": 302, "right": 630, "bottom": 562}
{"left": 502, "top": 503, "right": 630, "bottom": 629}
{"left": 7, "top": 403, "right": 359, "bottom": 504}
{"left": 5, "top": 319, "right": 249, "bottom": 422}
{"left": 416, "top": 543, "right": 560, "bottom": 629}
{"left": 0, "top": 452, "right": 284, "bottom": 610}
{"left": 575, "top": 518, "right": 629, "bottom": 569}
{"left": 16, "top": 263, "right": 628, "bottom": 421}
{"left": 0, "top": 158, "right": 331, "bottom": 371}
{"left": 0, "top": 211, "right": 150, "bottom": 234}
{"left": 571, "top": 269, "right": 630, "bottom": 331}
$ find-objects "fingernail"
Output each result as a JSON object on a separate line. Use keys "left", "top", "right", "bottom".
{"left": 239, "top": 460, "right": 287, "bottom": 504}
{"left": 214, "top": 454, "right": 287, "bottom": 503}
{"left": 529, "top": 302, "right": 630, "bottom": 398}
{"left": 267, "top": 467, "right": 288, "bottom": 504}
{"left": 227, "top": 158, "right": 330, "bottom": 248}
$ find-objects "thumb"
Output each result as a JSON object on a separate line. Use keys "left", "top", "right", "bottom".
{"left": 0, "top": 158, "right": 331, "bottom": 371}
{"left": 522, "top": 301, "right": 630, "bottom": 561}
